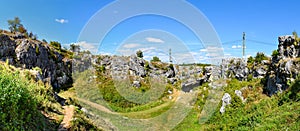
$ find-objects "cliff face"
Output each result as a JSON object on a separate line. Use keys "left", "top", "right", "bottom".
{"left": 264, "top": 35, "right": 300, "bottom": 96}
{"left": 0, "top": 32, "right": 72, "bottom": 90}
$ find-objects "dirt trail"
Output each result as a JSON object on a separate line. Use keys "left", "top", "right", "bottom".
{"left": 58, "top": 105, "right": 75, "bottom": 131}
{"left": 76, "top": 97, "right": 118, "bottom": 114}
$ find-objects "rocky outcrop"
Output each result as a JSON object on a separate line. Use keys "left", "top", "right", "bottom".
{"left": 0, "top": 33, "right": 72, "bottom": 90}
{"left": 180, "top": 66, "right": 212, "bottom": 92}
{"left": 264, "top": 35, "right": 300, "bottom": 96}
{"left": 77, "top": 54, "right": 214, "bottom": 91}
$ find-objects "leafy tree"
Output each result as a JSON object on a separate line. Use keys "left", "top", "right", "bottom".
{"left": 29, "top": 32, "right": 33, "bottom": 38}
{"left": 151, "top": 56, "right": 161, "bottom": 62}
{"left": 136, "top": 50, "right": 143, "bottom": 58}
{"left": 32, "top": 34, "right": 38, "bottom": 40}
{"left": 271, "top": 50, "right": 279, "bottom": 57}
{"left": 42, "top": 39, "right": 47, "bottom": 43}
{"left": 70, "top": 44, "right": 80, "bottom": 52}
{"left": 49, "top": 41, "right": 61, "bottom": 51}
{"left": 254, "top": 52, "right": 268, "bottom": 63}
{"left": 18, "top": 25, "right": 27, "bottom": 34}
{"left": 247, "top": 56, "right": 254, "bottom": 64}
{"left": 293, "top": 31, "right": 300, "bottom": 44}
{"left": 7, "top": 17, "right": 23, "bottom": 32}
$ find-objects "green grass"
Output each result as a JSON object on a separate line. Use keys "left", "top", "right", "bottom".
{"left": 0, "top": 62, "right": 62, "bottom": 130}
{"left": 173, "top": 78, "right": 300, "bottom": 131}
{"left": 121, "top": 101, "right": 174, "bottom": 119}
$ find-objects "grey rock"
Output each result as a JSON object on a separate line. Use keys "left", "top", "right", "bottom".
{"left": 132, "top": 80, "right": 141, "bottom": 88}
{"left": 220, "top": 93, "right": 231, "bottom": 114}
{"left": 235, "top": 90, "right": 245, "bottom": 102}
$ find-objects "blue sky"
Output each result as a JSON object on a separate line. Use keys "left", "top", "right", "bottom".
{"left": 0, "top": 0, "right": 299, "bottom": 63}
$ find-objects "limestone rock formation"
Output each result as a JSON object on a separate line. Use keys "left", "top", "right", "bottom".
{"left": 0, "top": 33, "right": 72, "bottom": 90}
{"left": 220, "top": 93, "right": 231, "bottom": 114}
{"left": 264, "top": 35, "right": 300, "bottom": 96}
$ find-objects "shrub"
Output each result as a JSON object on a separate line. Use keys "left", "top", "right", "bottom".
{"left": 151, "top": 56, "right": 161, "bottom": 62}
{"left": 271, "top": 50, "right": 279, "bottom": 58}
{"left": 0, "top": 64, "right": 45, "bottom": 130}
{"left": 254, "top": 52, "right": 268, "bottom": 63}
{"left": 35, "top": 45, "right": 40, "bottom": 55}
{"left": 50, "top": 41, "right": 62, "bottom": 51}
{"left": 136, "top": 50, "right": 143, "bottom": 58}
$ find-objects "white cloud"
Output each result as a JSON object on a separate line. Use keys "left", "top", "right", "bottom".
{"left": 122, "top": 43, "right": 141, "bottom": 48}
{"left": 206, "top": 53, "right": 220, "bottom": 57}
{"left": 71, "top": 41, "right": 98, "bottom": 54}
{"left": 145, "top": 37, "right": 164, "bottom": 43}
{"left": 98, "top": 51, "right": 112, "bottom": 56}
{"left": 200, "top": 49, "right": 208, "bottom": 52}
{"left": 231, "top": 45, "right": 245, "bottom": 49}
{"left": 55, "top": 19, "right": 68, "bottom": 24}
{"left": 136, "top": 47, "right": 157, "bottom": 52}
{"left": 207, "top": 46, "right": 224, "bottom": 51}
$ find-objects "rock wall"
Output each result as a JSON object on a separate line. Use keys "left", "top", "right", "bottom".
{"left": 74, "top": 54, "right": 213, "bottom": 92}
{"left": 221, "top": 58, "right": 268, "bottom": 81}
{"left": 264, "top": 35, "right": 300, "bottom": 96}
{"left": 0, "top": 33, "right": 72, "bottom": 90}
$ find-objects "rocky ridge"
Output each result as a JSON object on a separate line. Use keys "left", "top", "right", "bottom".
{"left": 0, "top": 32, "right": 72, "bottom": 90}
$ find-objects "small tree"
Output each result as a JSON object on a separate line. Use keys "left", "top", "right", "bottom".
{"left": 32, "top": 34, "right": 38, "bottom": 40}
{"left": 7, "top": 17, "right": 22, "bottom": 32}
{"left": 247, "top": 56, "right": 254, "bottom": 64}
{"left": 70, "top": 44, "right": 80, "bottom": 52}
{"left": 293, "top": 31, "right": 300, "bottom": 44}
{"left": 136, "top": 50, "right": 143, "bottom": 58}
{"left": 254, "top": 52, "right": 268, "bottom": 63}
{"left": 271, "top": 50, "right": 279, "bottom": 58}
{"left": 18, "top": 25, "right": 27, "bottom": 34}
{"left": 151, "top": 56, "right": 161, "bottom": 62}
{"left": 42, "top": 39, "right": 48, "bottom": 43}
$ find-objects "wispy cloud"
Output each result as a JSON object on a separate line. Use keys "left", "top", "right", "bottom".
{"left": 122, "top": 43, "right": 141, "bottom": 48}
{"left": 200, "top": 48, "right": 208, "bottom": 52}
{"left": 55, "top": 18, "right": 68, "bottom": 24}
{"left": 70, "top": 41, "right": 98, "bottom": 53}
{"left": 145, "top": 37, "right": 164, "bottom": 43}
{"left": 231, "top": 45, "right": 245, "bottom": 49}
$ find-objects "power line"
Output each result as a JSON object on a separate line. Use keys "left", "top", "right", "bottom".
{"left": 247, "top": 39, "right": 276, "bottom": 46}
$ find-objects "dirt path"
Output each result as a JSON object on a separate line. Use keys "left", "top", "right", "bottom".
{"left": 58, "top": 105, "right": 75, "bottom": 131}
{"left": 76, "top": 97, "right": 118, "bottom": 114}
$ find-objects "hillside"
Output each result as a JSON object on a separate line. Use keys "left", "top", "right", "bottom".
{"left": 1, "top": 24, "right": 300, "bottom": 130}
{"left": 0, "top": 30, "right": 100, "bottom": 130}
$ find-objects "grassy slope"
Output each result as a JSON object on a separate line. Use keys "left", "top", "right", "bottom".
{"left": 173, "top": 78, "right": 300, "bottom": 131}
{"left": 0, "top": 61, "right": 63, "bottom": 130}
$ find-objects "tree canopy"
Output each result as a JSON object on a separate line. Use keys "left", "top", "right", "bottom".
{"left": 7, "top": 17, "right": 23, "bottom": 33}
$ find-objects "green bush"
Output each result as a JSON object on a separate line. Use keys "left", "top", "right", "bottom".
{"left": 0, "top": 64, "right": 46, "bottom": 130}
{"left": 50, "top": 41, "right": 62, "bottom": 51}
{"left": 136, "top": 50, "right": 143, "bottom": 58}
{"left": 254, "top": 52, "right": 268, "bottom": 63}
{"left": 35, "top": 45, "right": 40, "bottom": 55}
{"left": 151, "top": 56, "right": 161, "bottom": 62}
{"left": 271, "top": 50, "right": 279, "bottom": 58}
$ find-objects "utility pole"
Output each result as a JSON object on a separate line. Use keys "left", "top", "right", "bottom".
{"left": 242, "top": 32, "right": 246, "bottom": 60}
{"left": 169, "top": 48, "right": 172, "bottom": 64}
